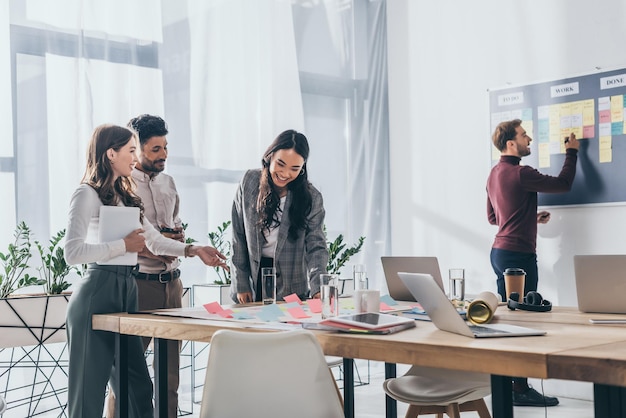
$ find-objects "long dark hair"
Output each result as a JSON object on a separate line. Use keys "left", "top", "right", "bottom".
{"left": 257, "top": 130, "right": 312, "bottom": 240}
{"left": 81, "top": 124, "right": 144, "bottom": 219}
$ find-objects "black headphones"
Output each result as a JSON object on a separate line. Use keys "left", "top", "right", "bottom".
{"left": 507, "top": 291, "right": 552, "bottom": 312}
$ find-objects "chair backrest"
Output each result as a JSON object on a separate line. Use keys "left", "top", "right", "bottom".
{"left": 199, "top": 329, "right": 344, "bottom": 418}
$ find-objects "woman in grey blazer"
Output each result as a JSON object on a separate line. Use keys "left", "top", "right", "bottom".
{"left": 231, "top": 130, "right": 329, "bottom": 303}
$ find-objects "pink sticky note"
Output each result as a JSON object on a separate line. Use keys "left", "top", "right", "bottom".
{"left": 379, "top": 302, "right": 394, "bottom": 311}
{"left": 287, "top": 306, "right": 310, "bottom": 319}
{"left": 284, "top": 293, "right": 303, "bottom": 304}
{"left": 599, "top": 109, "right": 611, "bottom": 124}
{"left": 217, "top": 309, "right": 234, "bottom": 318}
{"left": 583, "top": 125, "right": 595, "bottom": 138}
{"left": 203, "top": 302, "right": 224, "bottom": 314}
{"left": 307, "top": 298, "right": 323, "bottom": 313}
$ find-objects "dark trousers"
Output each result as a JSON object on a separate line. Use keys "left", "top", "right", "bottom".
{"left": 490, "top": 248, "right": 538, "bottom": 302}
{"left": 66, "top": 264, "right": 153, "bottom": 418}
{"left": 490, "top": 248, "right": 539, "bottom": 391}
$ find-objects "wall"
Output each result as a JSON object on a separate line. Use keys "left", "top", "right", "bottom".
{"left": 387, "top": 0, "right": 626, "bottom": 400}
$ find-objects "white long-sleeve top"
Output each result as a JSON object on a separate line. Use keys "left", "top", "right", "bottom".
{"left": 64, "top": 184, "right": 186, "bottom": 266}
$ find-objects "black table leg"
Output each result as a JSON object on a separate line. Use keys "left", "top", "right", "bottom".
{"left": 343, "top": 358, "right": 354, "bottom": 418}
{"left": 384, "top": 362, "right": 397, "bottom": 418}
{"left": 594, "top": 383, "right": 626, "bottom": 418}
{"left": 114, "top": 333, "right": 129, "bottom": 418}
{"left": 491, "top": 375, "right": 513, "bottom": 418}
{"left": 154, "top": 338, "right": 169, "bottom": 418}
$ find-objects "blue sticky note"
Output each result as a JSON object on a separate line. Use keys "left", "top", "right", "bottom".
{"left": 380, "top": 294, "right": 398, "bottom": 306}
{"left": 256, "top": 304, "right": 284, "bottom": 322}
{"left": 231, "top": 311, "right": 255, "bottom": 320}
{"left": 612, "top": 122, "right": 623, "bottom": 136}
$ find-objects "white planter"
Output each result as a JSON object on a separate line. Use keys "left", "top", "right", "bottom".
{"left": 0, "top": 293, "right": 70, "bottom": 348}
{"left": 0, "top": 293, "right": 71, "bottom": 417}
{"left": 192, "top": 284, "right": 232, "bottom": 306}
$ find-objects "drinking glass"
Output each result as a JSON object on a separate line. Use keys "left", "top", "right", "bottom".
{"left": 353, "top": 264, "right": 368, "bottom": 291}
{"left": 448, "top": 268, "right": 465, "bottom": 302}
{"left": 261, "top": 267, "right": 276, "bottom": 305}
{"left": 320, "top": 273, "right": 339, "bottom": 319}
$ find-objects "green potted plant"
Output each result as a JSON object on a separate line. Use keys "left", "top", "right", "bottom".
{"left": 0, "top": 221, "right": 44, "bottom": 298}
{"left": 325, "top": 226, "right": 365, "bottom": 276}
{"left": 191, "top": 221, "right": 232, "bottom": 305}
{"left": 35, "top": 229, "right": 82, "bottom": 295}
{"left": 0, "top": 222, "right": 71, "bottom": 348}
{"left": 207, "top": 220, "right": 232, "bottom": 285}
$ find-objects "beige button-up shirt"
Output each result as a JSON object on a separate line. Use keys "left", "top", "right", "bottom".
{"left": 131, "top": 168, "right": 182, "bottom": 274}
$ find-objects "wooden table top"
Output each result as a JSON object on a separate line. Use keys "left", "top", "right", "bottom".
{"left": 494, "top": 305, "right": 626, "bottom": 325}
{"left": 92, "top": 306, "right": 626, "bottom": 385}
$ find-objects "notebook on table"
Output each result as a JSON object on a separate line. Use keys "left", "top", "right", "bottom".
{"left": 397, "top": 272, "right": 546, "bottom": 338}
{"left": 574, "top": 254, "right": 626, "bottom": 314}
{"left": 381, "top": 256, "right": 445, "bottom": 301}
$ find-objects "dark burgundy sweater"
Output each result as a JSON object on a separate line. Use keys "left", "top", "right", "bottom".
{"left": 486, "top": 149, "right": 578, "bottom": 253}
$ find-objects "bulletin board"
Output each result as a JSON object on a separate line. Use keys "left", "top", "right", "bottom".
{"left": 489, "top": 67, "right": 626, "bottom": 206}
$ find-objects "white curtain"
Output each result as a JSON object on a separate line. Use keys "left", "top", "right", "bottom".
{"left": 6, "top": 0, "right": 164, "bottom": 248}
{"left": 0, "top": 1, "right": 15, "bottom": 244}
{"left": 3, "top": 0, "right": 391, "bottom": 290}
{"left": 187, "top": 0, "right": 304, "bottom": 171}
{"left": 25, "top": 0, "right": 163, "bottom": 42}
{"left": 46, "top": 54, "right": 164, "bottom": 233}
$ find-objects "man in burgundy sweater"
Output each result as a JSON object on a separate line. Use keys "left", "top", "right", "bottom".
{"left": 487, "top": 118, "right": 579, "bottom": 407}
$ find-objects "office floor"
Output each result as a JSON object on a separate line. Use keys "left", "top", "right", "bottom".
{"left": 176, "top": 360, "right": 594, "bottom": 418}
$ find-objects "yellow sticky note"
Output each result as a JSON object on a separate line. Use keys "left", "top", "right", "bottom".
{"left": 572, "top": 126, "right": 583, "bottom": 138}
{"left": 599, "top": 136, "right": 612, "bottom": 150}
{"left": 549, "top": 105, "right": 560, "bottom": 132}
{"left": 582, "top": 99, "right": 595, "bottom": 125}
{"left": 600, "top": 148, "right": 612, "bottom": 163}
{"left": 538, "top": 143, "right": 551, "bottom": 168}
{"left": 522, "top": 121, "right": 534, "bottom": 138}
{"left": 492, "top": 145, "right": 500, "bottom": 161}
{"left": 611, "top": 95, "right": 624, "bottom": 121}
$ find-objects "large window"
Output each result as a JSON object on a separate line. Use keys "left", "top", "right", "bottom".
{"left": 3, "top": 0, "right": 390, "bottom": 288}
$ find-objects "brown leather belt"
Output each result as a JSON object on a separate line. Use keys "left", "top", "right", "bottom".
{"left": 134, "top": 268, "right": 181, "bottom": 283}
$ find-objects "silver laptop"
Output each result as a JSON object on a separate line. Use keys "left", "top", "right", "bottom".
{"left": 398, "top": 272, "right": 546, "bottom": 338}
{"left": 381, "top": 256, "right": 445, "bottom": 301}
{"left": 574, "top": 255, "right": 626, "bottom": 313}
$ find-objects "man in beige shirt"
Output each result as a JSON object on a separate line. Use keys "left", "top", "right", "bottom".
{"left": 107, "top": 114, "right": 184, "bottom": 418}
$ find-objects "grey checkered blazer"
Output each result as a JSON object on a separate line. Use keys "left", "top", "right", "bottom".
{"left": 230, "top": 169, "right": 329, "bottom": 302}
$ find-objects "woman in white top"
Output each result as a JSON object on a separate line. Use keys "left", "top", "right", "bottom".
{"left": 64, "top": 124, "right": 226, "bottom": 418}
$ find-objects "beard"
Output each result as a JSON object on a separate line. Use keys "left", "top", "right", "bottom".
{"left": 140, "top": 158, "right": 165, "bottom": 173}
{"left": 517, "top": 143, "right": 531, "bottom": 157}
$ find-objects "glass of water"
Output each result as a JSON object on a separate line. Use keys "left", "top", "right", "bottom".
{"left": 320, "top": 273, "right": 339, "bottom": 319}
{"left": 448, "top": 268, "right": 465, "bottom": 302}
{"left": 261, "top": 267, "right": 276, "bottom": 304}
{"left": 353, "top": 264, "right": 368, "bottom": 291}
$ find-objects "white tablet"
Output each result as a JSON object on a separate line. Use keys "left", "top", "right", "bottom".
{"left": 327, "top": 313, "right": 414, "bottom": 330}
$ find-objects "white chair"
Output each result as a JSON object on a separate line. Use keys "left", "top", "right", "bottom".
{"left": 198, "top": 329, "right": 344, "bottom": 418}
{"left": 383, "top": 365, "right": 492, "bottom": 418}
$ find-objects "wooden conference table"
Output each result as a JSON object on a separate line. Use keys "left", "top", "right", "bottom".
{"left": 93, "top": 306, "right": 626, "bottom": 418}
